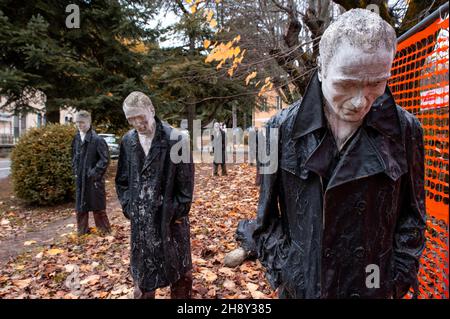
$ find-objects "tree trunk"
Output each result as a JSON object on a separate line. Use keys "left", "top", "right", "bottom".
{"left": 232, "top": 104, "right": 237, "bottom": 129}
{"left": 187, "top": 102, "right": 196, "bottom": 150}
{"left": 398, "top": 0, "right": 448, "bottom": 35}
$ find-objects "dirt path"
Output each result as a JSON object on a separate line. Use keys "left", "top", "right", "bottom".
{"left": 0, "top": 193, "right": 123, "bottom": 266}
{"left": 0, "top": 163, "right": 122, "bottom": 266}
{"left": 0, "top": 214, "right": 76, "bottom": 265}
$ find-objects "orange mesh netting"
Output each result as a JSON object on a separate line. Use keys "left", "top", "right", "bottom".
{"left": 389, "top": 14, "right": 449, "bottom": 299}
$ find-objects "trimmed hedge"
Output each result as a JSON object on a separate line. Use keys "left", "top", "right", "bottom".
{"left": 11, "top": 124, "right": 77, "bottom": 206}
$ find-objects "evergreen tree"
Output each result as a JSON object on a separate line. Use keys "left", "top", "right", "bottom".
{"left": 0, "top": 0, "right": 158, "bottom": 130}
{"left": 1, "top": 0, "right": 256, "bottom": 132}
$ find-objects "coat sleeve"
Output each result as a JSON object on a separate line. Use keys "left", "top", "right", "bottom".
{"left": 115, "top": 139, "right": 131, "bottom": 219}
{"left": 393, "top": 117, "right": 427, "bottom": 298}
{"left": 173, "top": 134, "right": 195, "bottom": 220}
{"left": 251, "top": 116, "right": 290, "bottom": 289}
{"left": 90, "top": 137, "right": 110, "bottom": 179}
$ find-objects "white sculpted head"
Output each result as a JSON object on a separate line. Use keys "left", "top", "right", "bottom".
{"left": 318, "top": 9, "right": 397, "bottom": 123}
{"left": 75, "top": 110, "right": 91, "bottom": 133}
{"left": 123, "top": 91, "right": 156, "bottom": 135}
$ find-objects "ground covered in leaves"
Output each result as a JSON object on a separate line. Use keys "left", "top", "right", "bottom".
{"left": 0, "top": 163, "right": 275, "bottom": 299}
{"left": 0, "top": 177, "right": 73, "bottom": 241}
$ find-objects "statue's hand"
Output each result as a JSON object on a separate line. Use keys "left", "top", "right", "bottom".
{"left": 87, "top": 168, "right": 97, "bottom": 180}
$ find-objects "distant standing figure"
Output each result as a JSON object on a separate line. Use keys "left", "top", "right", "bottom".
{"left": 72, "top": 110, "right": 111, "bottom": 236}
{"left": 211, "top": 122, "right": 227, "bottom": 176}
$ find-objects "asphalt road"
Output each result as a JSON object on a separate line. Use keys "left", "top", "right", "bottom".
{"left": 0, "top": 159, "right": 11, "bottom": 179}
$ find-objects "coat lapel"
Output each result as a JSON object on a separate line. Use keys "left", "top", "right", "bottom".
{"left": 84, "top": 129, "right": 92, "bottom": 144}
{"left": 141, "top": 119, "right": 167, "bottom": 174}
{"left": 302, "top": 129, "right": 337, "bottom": 179}
{"left": 129, "top": 130, "right": 147, "bottom": 176}
{"left": 365, "top": 87, "right": 408, "bottom": 182}
{"left": 141, "top": 139, "right": 160, "bottom": 174}
{"left": 282, "top": 71, "right": 326, "bottom": 179}
{"left": 325, "top": 128, "right": 386, "bottom": 190}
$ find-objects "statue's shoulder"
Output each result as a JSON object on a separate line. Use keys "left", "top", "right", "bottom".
{"left": 92, "top": 130, "right": 104, "bottom": 140}
{"left": 395, "top": 105, "right": 423, "bottom": 136}
{"left": 265, "top": 99, "right": 302, "bottom": 130}
{"left": 90, "top": 130, "right": 101, "bottom": 142}
{"left": 121, "top": 129, "right": 136, "bottom": 144}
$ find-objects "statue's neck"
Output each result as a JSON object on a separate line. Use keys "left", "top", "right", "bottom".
{"left": 139, "top": 121, "right": 156, "bottom": 139}
{"left": 323, "top": 102, "right": 362, "bottom": 151}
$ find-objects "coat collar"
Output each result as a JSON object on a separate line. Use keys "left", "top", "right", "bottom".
{"left": 291, "top": 71, "right": 403, "bottom": 144}
{"left": 365, "top": 85, "right": 403, "bottom": 144}
{"left": 77, "top": 128, "right": 93, "bottom": 143}
{"left": 291, "top": 71, "right": 326, "bottom": 140}
{"left": 285, "top": 71, "right": 407, "bottom": 189}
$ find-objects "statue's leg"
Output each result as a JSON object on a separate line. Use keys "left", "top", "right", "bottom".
{"left": 277, "top": 285, "right": 294, "bottom": 299}
{"left": 76, "top": 211, "right": 89, "bottom": 236}
{"left": 93, "top": 209, "right": 112, "bottom": 234}
{"left": 170, "top": 271, "right": 193, "bottom": 299}
{"left": 133, "top": 284, "right": 156, "bottom": 299}
{"left": 221, "top": 164, "right": 227, "bottom": 176}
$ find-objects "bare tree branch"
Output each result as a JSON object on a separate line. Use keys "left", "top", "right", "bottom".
{"left": 271, "top": 0, "right": 291, "bottom": 13}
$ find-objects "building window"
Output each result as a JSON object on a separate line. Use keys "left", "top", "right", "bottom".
{"left": 276, "top": 96, "right": 282, "bottom": 110}
{"left": 37, "top": 113, "right": 42, "bottom": 127}
{"left": 20, "top": 114, "right": 27, "bottom": 135}
{"left": 261, "top": 97, "right": 268, "bottom": 112}
{"left": 13, "top": 116, "right": 19, "bottom": 138}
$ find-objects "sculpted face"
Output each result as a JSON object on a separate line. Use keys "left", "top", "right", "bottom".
{"left": 75, "top": 118, "right": 91, "bottom": 133}
{"left": 320, "top": 42, "right": 394, "bottom": 123}
{"left": 125, "top": 107, "right": 155, "bottom": 135}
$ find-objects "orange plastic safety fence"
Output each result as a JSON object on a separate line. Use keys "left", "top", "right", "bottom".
{"left": 389, "top": 15, "right": 449, "bottom": 299}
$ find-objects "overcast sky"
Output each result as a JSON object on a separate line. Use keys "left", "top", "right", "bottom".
{"left": 148, "top": 10, "right": 182, "bottom": 48}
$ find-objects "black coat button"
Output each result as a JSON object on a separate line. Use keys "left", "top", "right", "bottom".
{"left": 355, "top": 200, "right": 367, "bottom": 215}
{"left": 324, "top": 248, "right": 332, "bottom": 258}
{"left": 354, "top": 246, "right": 365, "bottom": 258}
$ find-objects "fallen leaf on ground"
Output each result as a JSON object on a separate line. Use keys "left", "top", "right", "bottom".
{"left": 64, "top": 264, "right": 78, "bottom": 273}
{"left": 34, "top": 252, "right": 43, "bottom": 259}
{"left": 201, "top": 269, "right": 218, "bottom": 283}
{"left": 80, "top": 275, "right": 100, "bottom": 286}
{"left": 12, "top": 279, "right": 32, "bottom": 289}
{"left": 250, "top": 290, "right": 269, "bottom": 299}
{"left": 223, "top": 279, "right": 236, "bottom": 290}
{"left": 246, "top": 282, "right": 259, "bottom": 292}
{"left": 218, "top": 267, "right": 234, "bottom": 277}
{"left": 46, "top": 248, "right": 65, "bottom": 256}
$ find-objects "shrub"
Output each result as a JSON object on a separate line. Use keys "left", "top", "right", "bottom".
{"left": 11, "top": 124, "right": 77, "bottom": 206}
